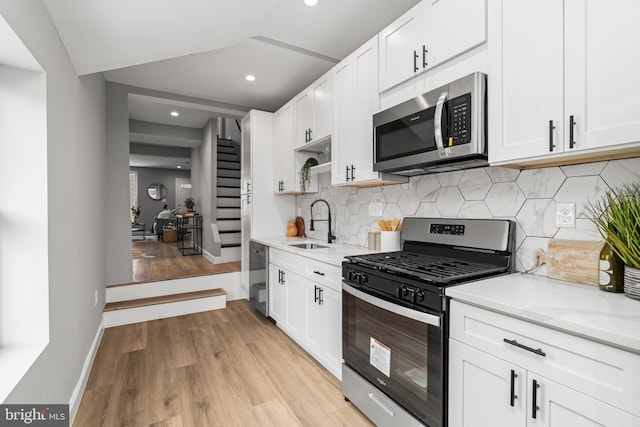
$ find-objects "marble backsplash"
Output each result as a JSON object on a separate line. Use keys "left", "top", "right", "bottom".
{"left": 296, "top": 157, "right": 640, "bottom": 275}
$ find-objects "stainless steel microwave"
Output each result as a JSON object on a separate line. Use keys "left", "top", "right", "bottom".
{"left": 373, "top": 72, "right": 487, "bottom": 176}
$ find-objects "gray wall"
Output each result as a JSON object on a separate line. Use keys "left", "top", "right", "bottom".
{"left": 130, "top": 166, "right": 191, "bottom": 228}
{"left": 0, "top": 0, "right": 107, "bottom": 404}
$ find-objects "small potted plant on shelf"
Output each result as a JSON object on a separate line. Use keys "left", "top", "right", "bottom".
{"left": 588, "top": 183, "right": 640, "bottom": 299}
{"left": 184, "top": 197, "right": 196, "bottom": 211}
{"left": 131, "top": 206, "right": 141, "bottom": 224}
{"left": 300, "top": 157, "right": 319, "bottom": 194}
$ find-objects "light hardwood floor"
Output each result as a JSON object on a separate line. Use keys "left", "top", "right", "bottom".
{"left": 74, "top": 300, "right": 373, "bottom": 427}
{"left": 128, "top": 238, "right": 240, "bottom": 284}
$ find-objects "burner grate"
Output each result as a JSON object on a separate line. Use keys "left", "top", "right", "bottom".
{"left": 348, "top": 252, "right": 505, "bottom": 283}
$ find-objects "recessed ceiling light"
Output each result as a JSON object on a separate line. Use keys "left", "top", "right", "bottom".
{"left": 177, "top": 165, "right": 182, "bottom": 169}
{"left": 245, "top": 74, "right": 256, "bottom": 82}
{"left": 170, "top": 111, "right": 179, "bottom": 117}
{"left": 304, "top": 0, "right": 318, "bottom": 6}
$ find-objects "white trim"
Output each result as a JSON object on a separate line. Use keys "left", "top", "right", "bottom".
{"left": 103, "top": 295, "right": 226, "bottom": 327}
{"left": 69, "top": 318, "right": 105, "bottom": 425}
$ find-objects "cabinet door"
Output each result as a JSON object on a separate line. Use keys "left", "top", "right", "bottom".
{"left": 427, "top": 0, "right": 486, "bottom": 68}
{"left": 529, "top": 373, "right": 640, "bottom": 427}
{"left": 449, "top": 339, "right": 525, "bottom": 427}
{"left": 311, "top": 75, "right": 332, "bottom": 142}
{"left": 488, "top": 0, "right": 564, "bottom": 163}
{"left": 303, "top": 279, "right": 324, "bottom": 356}
{"left": 321, "top": 286, "right": 342, "bottom": 378}
{"left": 332, "top": 57, "right": 355, "bottom": 186}
{"left": 268, "top": 264, "right": 284, "bottom": 325}
{"left": 240, "top": 113, "right": 252, "bottom": 195}
{"left": 295, "top": 91, "right": 312, "bottom": 147}
{"left": 273, "top": 103, "right": 295, "bottom": 193}
{"left": 352, "top": 37, "right": 382, "bottom": 183}
{"left": 378, "top": 1, "right": 427, "bottom": 92}
{"left": 283, "top": 269, "right": 305, "bottom": 340}
{"left": 564, "top": 1, "right": 640, "bottom": 153}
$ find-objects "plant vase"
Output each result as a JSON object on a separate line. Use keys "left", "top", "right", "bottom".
{"left": 623, "top": 265, "right": 640, "bottom": 300}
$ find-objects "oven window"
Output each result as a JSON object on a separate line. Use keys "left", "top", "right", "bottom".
{"left": 342, "top": 290, "right": 443, "bottom": 427}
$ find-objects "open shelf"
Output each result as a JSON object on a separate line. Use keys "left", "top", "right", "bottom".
{"left": 310, "top": 162, "right": 331, "bottom": 175}
{"left": 294, "top": 134, "right": 331, "bottom": 153}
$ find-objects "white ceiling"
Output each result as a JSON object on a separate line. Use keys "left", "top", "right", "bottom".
{"left": 41, "top": 0, "right": 420, "bottom": 167}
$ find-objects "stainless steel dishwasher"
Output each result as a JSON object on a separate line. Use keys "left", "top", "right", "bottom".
{"left": 249, "top": 240, "right": 269, "bottom": 316}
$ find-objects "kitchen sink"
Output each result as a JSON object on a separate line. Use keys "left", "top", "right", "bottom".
{"left": 289, "top": 243, "right": 328, "bottom": 250}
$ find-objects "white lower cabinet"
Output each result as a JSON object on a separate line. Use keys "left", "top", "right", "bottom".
{"left": 449, "top": 300, "right": 640, "bottom": 427}
{"left": 269, "top": 248, "right": 342, "bottom": 378}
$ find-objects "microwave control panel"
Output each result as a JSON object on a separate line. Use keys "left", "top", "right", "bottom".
{"left": 448, "top": 93, "right": 472, "bottom": 146}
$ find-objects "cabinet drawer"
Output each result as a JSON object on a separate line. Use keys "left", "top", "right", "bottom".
{"left": 450, "top": 300, "right": 640, "bottom": 417}
{"left": 302, "top": 257, "right": 341, "bottom": 292}
{"left": 269, "top": 248, "right": 299, "bottom": 272}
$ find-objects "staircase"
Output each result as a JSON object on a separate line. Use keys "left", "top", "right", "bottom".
{"left": 216, "top": 138, "right": 241, "bottom": 261}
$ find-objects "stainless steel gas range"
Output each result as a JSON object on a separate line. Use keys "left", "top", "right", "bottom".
{"left": 342, "top": 217, "right": 516, "bottom": 427}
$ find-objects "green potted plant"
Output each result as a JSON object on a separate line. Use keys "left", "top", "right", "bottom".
{"left": 184, "top": 197, "right": 196, "bottom": 211}
{"left": 300, "top": 157, "right": 318, "bottom": 193}
{"left": 131, "top": 206, "right": 141, "bottom": 223}
{"left": 588, "top": 183, "right": 640, "bottom": 299}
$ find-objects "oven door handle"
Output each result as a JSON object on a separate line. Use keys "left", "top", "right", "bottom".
{"left": 342, "top": 283, "right": 441, "bottom": 327}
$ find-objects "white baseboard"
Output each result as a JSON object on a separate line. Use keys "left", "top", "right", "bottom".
{"left": 69, "top": 318, "right": 105, "bottom": 425}
{"left": 103, "top": 295, "right": 226, "bottom": 327}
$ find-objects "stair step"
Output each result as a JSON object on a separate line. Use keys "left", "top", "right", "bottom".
{"left": 218, "top": 177, "right": 240, "bottom": 187}
{"left": 217, "top": 138, "right": 234, "bottom": 146}
{"left": 217, "top": 207, "right": 241, "bottom": 219}
{"left": 220, "top": 232, "right": 241, "bottom": 245}
{"left": 220, "top": 246, "right": 241, "bottom": 263}
{"left": 221, "top": 243, "right": 241, "bottom": 248}
{"left": 217, "top": 197, "right": 240, "bottom": 208}
{"left": 217, "top": 187, "right": 241, "bottom": 197}
{"left": 218, "top": 153, "right": 239, "bottom": 162}
{"left": 217, "top": 146, "right": 236, "bottom": 154}
{"left": 217, "top": 160, "right": 240, "bottom": 170}
{"left": 218, "top": 169, "right": 241, "bottom": 178}
{"left": 104, "top": 288, "right": 227, "bottom": 312}
{"left": 217, "top": 219, "right": 241, "bottom": 231}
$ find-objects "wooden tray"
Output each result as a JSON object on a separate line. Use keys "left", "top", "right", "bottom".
{"left": 546, "top": 239, "right": 604, "bottom": 286}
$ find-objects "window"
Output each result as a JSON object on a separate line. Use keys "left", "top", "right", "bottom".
{"left": 0, "top": 14, "right": 49, "bottom": 402}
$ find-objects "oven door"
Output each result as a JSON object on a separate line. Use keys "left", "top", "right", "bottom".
{"left": 342, "top": 283, "right": 444, "bottom": 427}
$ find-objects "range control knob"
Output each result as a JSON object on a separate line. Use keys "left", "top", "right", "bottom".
{"left": 357, "top": 273, "right": 368, "bottom": 285}
{"left": 413, "top": 290, "right": 425, "bottom": 303}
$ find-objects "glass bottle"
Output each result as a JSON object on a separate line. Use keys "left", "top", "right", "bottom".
{"left": 598, "top": 242, "right": 624, "bottom": 292}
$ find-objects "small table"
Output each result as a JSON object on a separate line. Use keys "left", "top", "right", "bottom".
{"left": 132, "top": 223, "right": 146, "bottom": 240}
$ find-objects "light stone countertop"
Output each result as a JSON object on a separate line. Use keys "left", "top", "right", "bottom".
{"left": 446, "top": 273, "right": 640, "bottom": 355}
{"left": 250, "top": 236, "right": 377, "bottom": 268}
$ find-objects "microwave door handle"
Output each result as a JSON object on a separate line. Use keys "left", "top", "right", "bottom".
{"left": 434, "top": 91, "right": 449, "bottom": 158}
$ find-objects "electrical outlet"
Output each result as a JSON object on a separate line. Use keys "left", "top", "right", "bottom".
{"left": 556, "top": 202, "right": 575, "bottom": 228}
{"left": 369, "top": 202, "right": 383, "bottom": 217}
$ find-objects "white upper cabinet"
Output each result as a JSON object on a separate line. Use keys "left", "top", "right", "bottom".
{"left": 295, "top": 74, "right": 333, "bottom": 147}
{"left": 379, "top": 0, "right": 486, "bottom": 92}
{"left": 489, "top": 0, "right": 640, "bottom": 166}
{"left": 332, "top": 36, "right": 407, "bottom": 186}
{"left": 273, "top": 102, "right": 296, "bottom": 193}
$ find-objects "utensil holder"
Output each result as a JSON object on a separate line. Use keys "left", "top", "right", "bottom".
{"left": 380, "top": 231, "right": 401, "bottom": 252}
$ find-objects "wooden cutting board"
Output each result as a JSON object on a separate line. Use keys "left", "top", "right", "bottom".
{"left": 295, "top": 216, "right": 305, "bottom": 237}
{"left": 546, "top": 239, "right": 604, "bottom": 286}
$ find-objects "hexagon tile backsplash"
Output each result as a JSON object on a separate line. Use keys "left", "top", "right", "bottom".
{"left": 296, "top": 157, "right": 640, "bottom": 276}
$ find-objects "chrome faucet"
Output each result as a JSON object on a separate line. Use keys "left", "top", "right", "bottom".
{"left": 309, "top": 199, "right": 336, "bottom": 244}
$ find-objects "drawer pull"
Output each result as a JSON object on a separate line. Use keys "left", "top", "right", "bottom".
{"left": 503, "top": 338, "right": 546, "bottom": 357}
{"left": 532, "top": 379, "right": 540, "bottom": 419}
{"left": 510, "top": 369, "right": 518, "bottom": 407}
{"left": 313, "top": 270, "right": 325, "bottom": 276}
